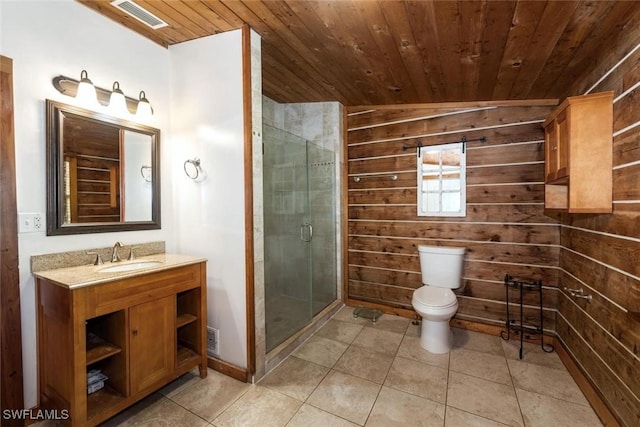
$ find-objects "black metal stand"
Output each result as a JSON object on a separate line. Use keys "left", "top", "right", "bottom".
{"left": 500, "top": 274, "right": 554, "bottom": 359}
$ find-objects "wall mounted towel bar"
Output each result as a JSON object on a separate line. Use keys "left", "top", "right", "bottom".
{"left": 353, "top": 174, "right": 398, "bottom": 182}
{"left": 184, "top": 158, "right": 204, "bottom": 181}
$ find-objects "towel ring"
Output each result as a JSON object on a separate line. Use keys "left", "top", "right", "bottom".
{"left": 184, "top": 158, "right": 203, "bottom": 180}
{"left": 140, "top": 165, "right": 152, "bottom": 182}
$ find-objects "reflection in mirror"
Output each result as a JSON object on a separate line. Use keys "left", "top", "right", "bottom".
{"left": 417, "top": 142, "right": 466, "bottom": 217}
{"left": 46, "top": 100, "right": 160, "bottom": 235}
{"left": 122, "top": 130, "right": 153, "bottom": 221}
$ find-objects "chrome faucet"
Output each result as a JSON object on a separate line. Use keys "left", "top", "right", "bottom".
{"left": 111, "top": 241, "right": 124, "bottom": 262}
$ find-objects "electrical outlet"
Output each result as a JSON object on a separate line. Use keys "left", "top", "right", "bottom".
{"left": 33, "top": 214, "right": 43, "bottom": 230}
{"left": 18, "top": 213, "right": 44, "bottom": 233}
{"left": 207, "top": 326, "right": 220, "bottom": 357}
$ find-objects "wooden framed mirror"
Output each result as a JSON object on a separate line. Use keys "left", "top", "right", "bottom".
{"left": 46, "top": 99, "right": 161, "bottom": 235}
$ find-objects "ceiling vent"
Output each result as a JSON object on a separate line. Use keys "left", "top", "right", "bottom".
{"left": 110, "top": 0, "right": 168, "bottom": 29}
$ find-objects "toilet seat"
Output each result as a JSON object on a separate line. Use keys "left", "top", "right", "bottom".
{"left": 413, "top": 286, "right": 457, "bottom": 308}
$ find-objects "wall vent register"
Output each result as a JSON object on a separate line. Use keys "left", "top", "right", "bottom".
{"left": 111, "top": 0, "right": 168, "bottom": 29}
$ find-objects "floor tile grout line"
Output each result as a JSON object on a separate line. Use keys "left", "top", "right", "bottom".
{"left": 500, "top": 340, "right": 596, "bottom": 409}
{"left": 304, "top": 334, "right": 373, "bottom": 426}
{"left": 146, "top": 392, "right": 213, "bottom": 426}
{"left": 443, "top": 349, "right": 451, "bottom": 424}
{"left": 290, "top": 329, "right": 352, "bottom": 423}
{"left": 512, "top": 385, "right": 596, "bottom": 409}
{"left": 281, "top": 398, "right": 305, "bottom": 427}
{"left": 445, "top": 405, "right": 514, "bottom": 426}
{"left": 446, "top": 350, "right": 515, "bottom": 387}
{"left": 172, "top": 372, "right": 254, "bottom": 425}
{"left": 380, "top": 322, "right": 452, "bottom": 407}
{"left": 263, "top": 308, "right": 369, "bottom": 418}
{"left": 361, "top": 317, "right": 410, "bottom": 426}
{"left": 504, "top": 348, "right": 527, "bottom": 427}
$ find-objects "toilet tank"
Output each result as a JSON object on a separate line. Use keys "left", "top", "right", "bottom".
{"left": 418, "top": 245, "right": 465, "bottom": 289}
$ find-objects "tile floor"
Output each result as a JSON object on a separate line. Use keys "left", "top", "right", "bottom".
{"left": 42, "top": 306, "right": 604, "bottom": 426}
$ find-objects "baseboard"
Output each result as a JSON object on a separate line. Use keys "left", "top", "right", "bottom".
{"left": 345, "top": 298, "right": 415, "bottom": 318}
{"left": 553, "top": 338, "right": 620, "bottom": 427}
{"left": 207, "top": 356, "right": 250, "bottom": 383}
{"left": 450, "top": 318, "right": 504, "bottom": 336}
{"left": 345, "top": 300, "right": 556, "bottom": 346}
{"left": 450, "top": 318, "right": 556, "bottom": 346}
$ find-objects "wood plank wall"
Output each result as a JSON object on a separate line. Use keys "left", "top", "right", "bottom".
{"left": 346, "top": 102, "right": 559, "bottom": 332}
{"left": 557, "top": 39, "right": 640, "bottom": 426}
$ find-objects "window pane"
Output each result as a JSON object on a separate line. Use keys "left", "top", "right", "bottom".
{"left": 442, "top": 148, "right": 460, "bottom": 166}
{"left": 442, "top": 177, "right": 460, "bottom": 191}
{"left": 424, "top": 178, "right": 440, "bottom": 191}
{"left": 422, "top": 151, "right": 440, "bottom": 166}
{"left": 442, "top": 192, "right": 461, "bottom": 212}
{"left": 426, "top": 193, "right": 440, "bottom": 212}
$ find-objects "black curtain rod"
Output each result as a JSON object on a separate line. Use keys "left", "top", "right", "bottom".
{"left": 402, "top": 136, "right": 487, "bottom": 154}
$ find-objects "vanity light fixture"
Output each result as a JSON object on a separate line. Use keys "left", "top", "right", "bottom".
{"left": 52, "top": 70, "right": 154, "bottom": 117}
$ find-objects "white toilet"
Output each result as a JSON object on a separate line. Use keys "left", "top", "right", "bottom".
{"left": 412, "top": 245, "right": 465, "bottom": 354}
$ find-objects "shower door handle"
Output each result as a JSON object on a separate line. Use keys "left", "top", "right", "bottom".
{"left": 300, "top": 223, "right": 313, "bottom": 242}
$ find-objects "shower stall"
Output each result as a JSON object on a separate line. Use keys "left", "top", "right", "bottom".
{"left": 263, "top": 124, "right": 337, "bottom": 352}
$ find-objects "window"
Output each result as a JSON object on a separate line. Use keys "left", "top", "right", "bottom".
{"left": 417, "top": 143, "right": 466, "bottom": 217}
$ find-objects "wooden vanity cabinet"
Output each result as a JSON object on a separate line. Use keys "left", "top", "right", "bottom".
{"left": 36, "top": 262, "right": 207, "bottom": 427}
{"left": 543, "top": 91, "right": 613, "bottom": 213}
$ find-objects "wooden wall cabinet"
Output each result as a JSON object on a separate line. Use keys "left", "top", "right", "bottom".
{"left": 36, "top": 262, "right": 207, "bottom": 426}
{"left": 543, "top": 91, "right": 613, "bottom": 213}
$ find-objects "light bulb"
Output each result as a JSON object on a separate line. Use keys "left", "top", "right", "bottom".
{"left": 75, "top": 70, "right": 100, "bottom": 109}
{"left": 135, "top": 90, "right": 153, "bottom": 120}
{"left": 109, "top": 81, "right": 129, "bottom": 117}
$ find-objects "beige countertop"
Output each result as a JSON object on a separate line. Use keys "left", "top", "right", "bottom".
{"left": 33, "top": 253, "right": 207, "bottom": 289}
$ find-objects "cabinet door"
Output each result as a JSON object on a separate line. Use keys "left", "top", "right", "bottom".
{"left": 130, "top": 295, "right": 175, "bottom": 394}
{"left": 555, "top": 110, "right": 569, "bottom": 180}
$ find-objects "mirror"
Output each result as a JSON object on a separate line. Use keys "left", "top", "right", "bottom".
{"left": 46, "top": 99, "right": 160, "bottom": 235}
{"left": 417, "top": 142, "right": 466, "bottom": 217}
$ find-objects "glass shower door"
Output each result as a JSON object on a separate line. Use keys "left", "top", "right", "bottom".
{"left": 264, "top": 126, "right": 313, "bottom": 351}
{"left": 308, "top": 142, "right": 337, "bottom": 317}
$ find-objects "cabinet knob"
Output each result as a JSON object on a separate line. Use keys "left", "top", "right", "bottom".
{"left": 132, "top": 329, "right": 138, "bottom": 336}
{"left": 551, "top": 146, "right": 557, "bottom": 151}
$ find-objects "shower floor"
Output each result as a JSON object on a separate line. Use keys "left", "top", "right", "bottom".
{"left": 266, "top": 294, "right": 331, "bottom": 352}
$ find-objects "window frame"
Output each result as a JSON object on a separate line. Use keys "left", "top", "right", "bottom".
{"left": 417, "top": 142, "right": 466, "bottom": 217}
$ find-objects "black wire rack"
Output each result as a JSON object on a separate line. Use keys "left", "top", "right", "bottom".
{"left": 500, "top": 274, "right": 554, "bottom": 359}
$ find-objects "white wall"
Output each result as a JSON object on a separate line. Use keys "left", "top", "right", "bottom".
{"left": 169, "top": 31, "right": 248, "bottom": 368}
{"left": 0, "top": 0, "right": 173, "bottom": 408}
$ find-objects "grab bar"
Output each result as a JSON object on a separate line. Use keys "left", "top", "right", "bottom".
{"left": 563, "top": 287, "right": 592, "bottom": 303}
{"left": 563, "top": 287, "right": 583, "bottom": 297}
{"left": 353, "top": 174, "right": 398, "bottom": 182}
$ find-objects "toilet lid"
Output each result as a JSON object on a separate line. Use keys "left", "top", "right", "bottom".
{"left": 413, "top": 286, "right": 457, "bottom": 307}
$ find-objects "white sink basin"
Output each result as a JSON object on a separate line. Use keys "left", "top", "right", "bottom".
{"left": 98, "top": 261, "right": 162, "bottom": 273}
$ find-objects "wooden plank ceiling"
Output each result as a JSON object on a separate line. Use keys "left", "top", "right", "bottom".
{"left": 78, "top": 0, "right": 640, "bottom": 106}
